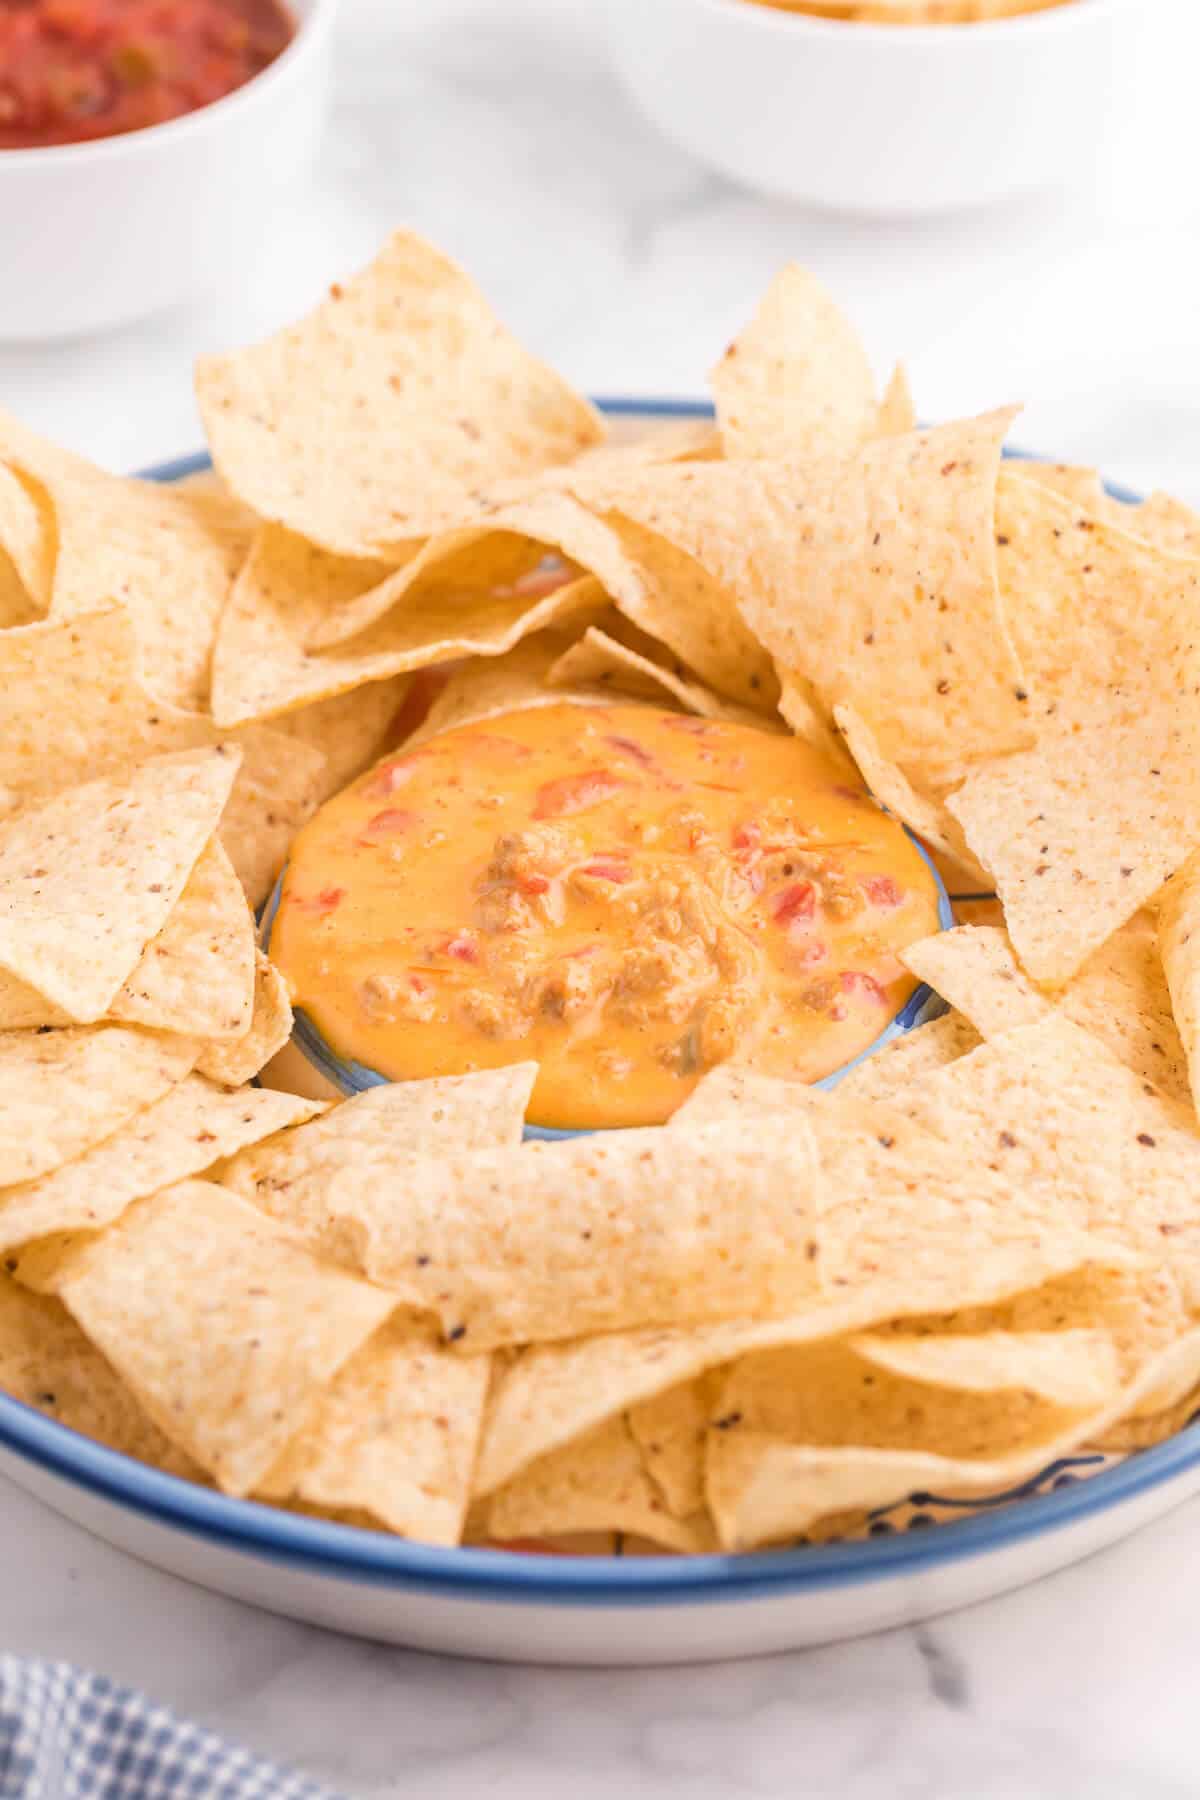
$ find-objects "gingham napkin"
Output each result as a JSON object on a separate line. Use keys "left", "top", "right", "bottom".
{"left": 0, "top": 1658, "right": 340, "bottom": 1800}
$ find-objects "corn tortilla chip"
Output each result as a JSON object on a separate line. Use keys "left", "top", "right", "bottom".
{"left": 1159, "top": 852, "right": 1200, "bottom": 1112}
{"left": 712, "top": 265, "right": 878, "bottom": 462}
{"left": 904, "top": 916, "right": 1190, "bottom": 1103}
{"left": 0, "top": 462, "right": 51, "bottom": 627}
{"left": 628, "top": 1378, "right": 713, "bottom": 1519}
{"left": 851, "top": 1328, "right": 1121, "bottom": 1410}
{"left": 0, "top": 1272, "right": 202, "bottom": 1478}
{"left": 0, "top": 408, "right": 252, "bottom": 708}
{"left": 876, "top": 365, "right": 916, "bottom": 437}
{"left": 833, "top": 702, "right": 989, "bottom": 890}
{"left": 547, "top": 626, "right": 771, "bottom": 725}
{"left": 0, "top": 1077, "right": 323, "bottom": 1262}
{"left": 272, "top": 677, "right": 413, "bottom": 803}
{"left": 572, "top": 411, "right": 1031, "bottom": 776}
{"left": 209, "top": 523, "right": 598, "bottom": 728}
{"left": 195, "top": 951, "right": 293, "bottom": 1087}
{"left": 670, "top": 1064, "right": 816, "bottom": 1128}
{"left": 0, "top": 1026, "right": 199, "bottom": 1187}
{"left": 888, "top": 1014, "right": 1200, "bottom": 1298}
{"left": 486, "top": 1415, "right": 716, "bottom": 1554}
{"left": 705, "top": 1334, "right": 1109, "bottom": 1550}
{"left": 196, "top": 231, "right": 602, "bottom": 558}
{"left": 0, "top": 746, "right": 240, "bottom": 1022}
{"left": 263, "top": 1316, "right": 490, "bottom": 1545}
{"left": 947, "top": 711, "right": 1200, "bottom": 984}
{"left": 224, "top": 1065, "right": 538, "bottom": 1256}
{"left": 58, "top": 1180, "right": 396, "bottom": 1496}
{"left": 0, "top": 607, "right": 326, "bottom": 909}
{"left": 237, "top": 1126, "right": 824, "bottom": 1349}
{"left": 832, "top": 1009, "right": 981, "bottom": 1103}
{"left": 402, "top": 615, "right": 613, "bottom": 748}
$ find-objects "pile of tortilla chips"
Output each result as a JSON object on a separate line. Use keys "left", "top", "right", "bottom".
{"left": 2, "top": 230, "right": 1200, "bottom": 1557}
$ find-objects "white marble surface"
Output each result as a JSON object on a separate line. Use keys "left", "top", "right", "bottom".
{"left": 3, "top": 0, "right": 1200, "bottom": 1791}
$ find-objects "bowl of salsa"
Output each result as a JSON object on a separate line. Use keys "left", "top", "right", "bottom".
{"left": 262, "top": 700, "right": 954, "bottom": 1135}
{"left": 0, "top": 0, "right": 334, "bottom": 338}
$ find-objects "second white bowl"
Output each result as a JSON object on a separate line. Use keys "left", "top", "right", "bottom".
{"left": 608, "top": 0, "right": 1139, "bottom": 216}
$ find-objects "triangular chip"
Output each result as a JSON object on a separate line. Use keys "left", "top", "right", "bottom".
{"left": 0, "top": 746, "right": 240, "bottom": 1021}
{"left": 195, "top": 951, "right": 294, "bottom": 1087}
{"left": 0, "top": 607, "right": 326, "bottom": 908}
{"left": 0, "top": 408, "right": 252, "bottom": 708}
{"left": 0, "top": 1026, "right": 198, "bottom": 1187}
{"left": 263, "top": 1316, "right": 491, "bottom": 1545}
{"left": 711, "top": 264, "right": 878, "bottom": 461}
{"left": 0, "top": 1077, "right": 323, "bottom": 1260}
{"left": 58, "top": 1180, "right": 395, "bottom": 1496}
{"left": 196, "top": 230, "right": 602, "bottom": 557}
{"left": 1157, "top": 850, "right": 1200, "bottom": 1112}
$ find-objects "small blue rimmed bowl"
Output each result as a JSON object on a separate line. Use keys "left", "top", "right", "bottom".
{"left": 259, "top": 836, "right": 956, "bottom": 1137}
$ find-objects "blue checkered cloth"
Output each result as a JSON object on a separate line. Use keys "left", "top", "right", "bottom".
{"left": 0, "top": 1658, "right": 340, "bottom": 1799}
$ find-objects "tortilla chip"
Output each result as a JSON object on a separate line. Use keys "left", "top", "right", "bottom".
{"left": 196, "top": 231, "right": 602, "bottom": 558}
{"left": 705, "top": 1334, "right": 1108, "bottom": 1550}
{"left": 0, "top": 1271, "right": 201, "bottom": 1477}
{"left": 271, "top": 676, "right": 413, "bottom": 802}
{"left": 262, "top": 1316, "right": 490, "bottom": 1545}
{"left": 628, "top": 1378, "right": 713, "bottom": 1519}
{"left": 1119, "top": 493, "right": 1200, "bottom": 559}
{"left": 851, "top": 1328, "right": 1121, "bottom": 1410}
{"left": 888, "top": 1013, "right": 1200, "bottom": 1297}
{"left": 486, "top": 1415, "right": 716, "bottom": 1554}
{"left": 670, "top": 1064, "right": 816, "bottom": 1128}
{"left": 0, "top": 607, "right": 326, "bottom": 909}
{"left": 0, "top": 1026, "right": 198, "bottom": 1187}
{"left": 0, "top": 837, "right": 255, "bottom": 1038}
{"left": 0, "top": 409, "right": 252, "bottom": 708}
{"left": 313, "top": 479, "right": 782, "bottom": 716}
{"left": 0, "top": 746, "right": 240, "bottom": 1023}
{"left": 0, "top": 462, "right": 51, "bottom": 627}
{"left": 833, "top": 701, "right": 989, "bottom": 889}
{"left": 905, "top": 916, "right": 1190, "bottom": 1103}
{"left": 279, "top": 1128, "right": 826, "bottom": 1349}
{"left": 0, "top": 1078, "right": 322, "bottom": 1266}
{"left": 403, "top": 613, "right": 611, "bottom": 749}
{"left": 901, "top": 925, "right": 1050, "bottom": 1037}
{"left": 994, "top": 469, "right": 1200, "bottom": 730}
{"left": 573, "top": 410, "right": 1031, "bottom": 776}
{"left": 195, "top": 951, "right": 293, "bottom": 1087}
{"left": 711, "top": 265, "right": 878, "bottom": 462}
{"left": 1016, "top": 461, "right": 1109, "bottom": 514}
{"left": 566, "top": 417, "right": 721, "bottom": 471}
{"left": 876, "top": 365, "right": 916, "bottom": 437}
{"left": 209, "top": 523, "right": 598, "bottom": 728}
{"left": 223, "top": 1065, "right": 538, "bottom": 1256}
{"left": 58, "top": 1180, "right": 395, "bottom": 1496}
{"left": 833, "top": 1009, "right": 981, "bottom": 1103}
{"left": 473, "top": 1301, "right": 881, "bottom": 1498}
{"left": 946, "top": 711, "right": 1200, "bottom": 984}
{"left": 547, "top": 626, "right": 772, "bottom": 725}
{"left": 1158, "top": 850, "right": 1200, "bottom": 1112}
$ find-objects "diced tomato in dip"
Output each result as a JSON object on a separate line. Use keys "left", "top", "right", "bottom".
{"left": 0, "top": 0, "right": 294, "bottom": 151}
{"left": 271, "top": 704, "right": 942, "bottom": 1130}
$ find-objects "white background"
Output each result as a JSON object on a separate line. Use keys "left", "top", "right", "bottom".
{"left": 4, "top": 3, "right": 1200, "bottom": 1793}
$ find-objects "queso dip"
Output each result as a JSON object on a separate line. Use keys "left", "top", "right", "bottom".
{"left": 271, "top": 703, "right": 942, "bottom": 1128}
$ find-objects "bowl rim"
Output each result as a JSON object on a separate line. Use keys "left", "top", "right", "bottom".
{"left": 0, "top": 0, "right": 336, "bottom": 171}
{"left": 688, "top": 0, "right": 1134, "bottom": 42}
{"left": 0, "top": 396, "right": 1173, "bottom": 1611}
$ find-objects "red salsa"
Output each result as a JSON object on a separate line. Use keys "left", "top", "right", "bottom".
{"left": 0, "top": 0, "right": 295, "bottom": 150}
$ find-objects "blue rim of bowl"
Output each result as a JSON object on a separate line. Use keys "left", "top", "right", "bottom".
{"left": 0, "top": 399, "right": 1177, "bottom": 1610}
{"left": 259, "top": 839, "right": 955, "bottom": 1135}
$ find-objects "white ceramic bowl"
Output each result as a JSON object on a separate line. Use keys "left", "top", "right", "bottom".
{"left": 607, "top": 0, "right": 1139, "bottom": 215}
{"left": 0, "top": 0, "right": 336, "bottom": 341}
